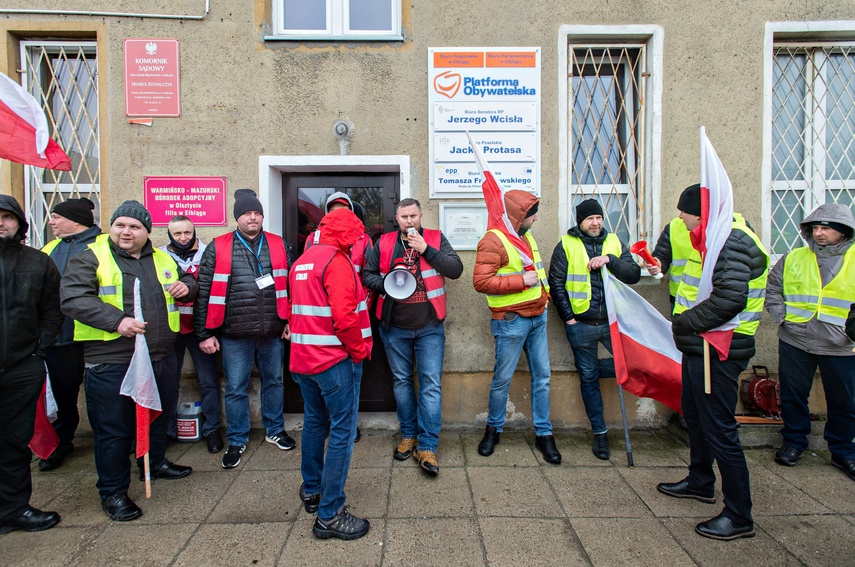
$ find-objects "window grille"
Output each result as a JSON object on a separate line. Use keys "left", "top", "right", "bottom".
{"left": 20, "top": 41, "right": 100, "bottom": 248}
{"left": 771, "top": 43, "right": 855, "bottom": 255}
{"left": 568, "top": 45, "right": 645, "bottom": 243}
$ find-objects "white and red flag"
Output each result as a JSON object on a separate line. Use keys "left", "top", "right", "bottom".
{"left": 28, "top": 371, "right": 60, "bottom": 460}
{"left": 120, "top": 280, "right": 162, "bottom": 460}
{"left": 465, "top": 131, "right": 534, "bottom": 269}
{"left": 0, "top": 71, "right": 71, "bottom": 171}
{"left": 692, "top": 127, "right": 738, "bottom": 360}
{"left": 603, "top": 270, "right": 683, "bottom": 413}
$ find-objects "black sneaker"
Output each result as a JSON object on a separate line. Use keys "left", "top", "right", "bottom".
{"left": 300, "top": 482, "right": 321, "bottom": 513}
{"left": 222, "top": 445, "right": 246, "bottom": 469}
{"left": 265, "top": 430, "right": 296, "bottom": 450}
{"left": 312, "top": 506, "right": 370, "bottom": 540}
{"left": 774, "top": 444, "right": 804, "bottom": 467}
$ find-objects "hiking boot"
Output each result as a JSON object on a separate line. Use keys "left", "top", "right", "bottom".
{"left": 312, "top": 506, "right": 370, "bottom": 540}
{"left": 413, "top": 448, "right": 439, "bottom": 476}
{"left": 265, "top": 430, "right": 296, "bottom": 450}
{"left": 394, "top": 438, "right": 417, "bottom": 461}
{"left": 592, "top": 432, "right": 610, "bottom": 460}
{"left": 222, "top": 445, "right": 246, "bottom": 469}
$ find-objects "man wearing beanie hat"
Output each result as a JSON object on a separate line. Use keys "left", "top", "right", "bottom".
{"left": 657, "top": 193, "right": 769, "bottom": 541}
{"left": 765, "top": 203, "right": 855, "bottom": 483}
{"left": 61, "top": 200, "right": 198, "bottom": 521}
{"left": 0, "top": 195, "right": 64, "bottom": 534}
{"left": 38, "top": 198, "right": 102, "bottom": 471}
{"left": 473, "top": 190, "right": 561, "bottom": 464}
{"left": 195, "top": 189, "right": 298, "bottom": 469}
{"left": 547, "top": 197, "right": 640, "bottom": 461}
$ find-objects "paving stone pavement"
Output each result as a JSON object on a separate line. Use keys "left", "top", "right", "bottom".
{"left": 4, "top": 428, "right": 854, "bottom": 566}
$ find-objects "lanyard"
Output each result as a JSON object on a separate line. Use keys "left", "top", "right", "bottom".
{"left": 236, "top": 231, "right": 265, "bottom": 275}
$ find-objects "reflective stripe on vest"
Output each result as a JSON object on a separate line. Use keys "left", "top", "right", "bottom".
{"left": 73, "top": 235, "right": 180, "bottom": 341}
{"left": 559, "top": 232, "right": 622, "bottom": 314}
{"left": 673, "top": 220, "right": 769, "bottom": 336}
{"left": 668, "top": 218, "right": 695, "bottom": 297}
{"left": 783, "top": 245, "right": 855, "bottom": 327}
{"left": 205, "top": 231, "right": 290, "bottom": 329}
{"left": 289, "top": 244, "right": 372, "bottom": 374}
{"left": 486, "top": 229, "right": 549, "bottom": 308}
{"left": 375, "top": 229, "right": 447, "bottom": 320}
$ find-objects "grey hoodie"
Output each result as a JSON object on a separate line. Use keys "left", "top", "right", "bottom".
{"left": 765, "top": 203, "right": 855, "bottom": 356}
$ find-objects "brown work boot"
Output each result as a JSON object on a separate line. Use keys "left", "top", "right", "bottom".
{"left": 394, "top": 438, "right": 418, "bottom": 461}
{"left": 413, "top": 448, "right": 439, "bottom": 476}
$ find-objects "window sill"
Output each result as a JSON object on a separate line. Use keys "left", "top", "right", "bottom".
{"left": 264, "top": 34, "right": 404, "bottom": 43}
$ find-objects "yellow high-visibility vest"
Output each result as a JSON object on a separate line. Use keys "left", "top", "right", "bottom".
{"left": 560, "top": 232, "right": 622, "bottom": 315}
{"left": 673, "top": 219, "right": 769, "bottom": 336}
{"left": 667, "top": 218, "right": 695, "bottom": 297}
{"left": 74, "top": 235, "right": 180, "bottom": 341}
{"left": 485, "top": 229, "right": 549, "bottom": 309}
{"left": 783, "top": 246, "right": 855, "bottom": 328}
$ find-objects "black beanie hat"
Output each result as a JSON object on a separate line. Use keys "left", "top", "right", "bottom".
{"left": 110, "top": 200, "right": 152, "bottom": 233}
{"left": 812, "top": 220, "right": 854, "bottom": 239}
{"left": 234, "top": 189, "right": 264, "bottom": 220}
{"left": 677, "top": 184, "right": 702, "bottom": 216}
{"left": 52, "top": 197, "right": 95, "bottom": 227}
{"left": 525, "top": 201, "right": 539, "bottom": 219}
{"left": 575, "top": 198, "right": 604, "bottom": 225}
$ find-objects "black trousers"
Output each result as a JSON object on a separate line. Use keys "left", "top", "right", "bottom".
{"left": 682, "top": 353, "right": 753, "bottom": 524}
{"left": 0, "top": 356, "right": 44, "bottom": 521}
{"left": 45, "top": 343, "right": 85, "bottom": 445}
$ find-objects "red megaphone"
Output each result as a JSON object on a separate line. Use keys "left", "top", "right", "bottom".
{"left": 631, "top": 241, "right": 663, "bottom": 279}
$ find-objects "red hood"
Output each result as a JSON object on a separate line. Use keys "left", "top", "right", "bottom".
{"left": 503, "top": 190, "right": 539, "bottom": 232}
{"left": 316, "top": 208, "right": 366, "bottom": 253}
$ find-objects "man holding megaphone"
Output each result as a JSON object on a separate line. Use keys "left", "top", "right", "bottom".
{"left": 363, "top": 199, "right": 463, "bottom": 476}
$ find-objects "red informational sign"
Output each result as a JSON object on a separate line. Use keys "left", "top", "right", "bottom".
{"left": 124, "top": 38, "right": 180, "bottom": 117}
{"left": 144, "top": 176, "right": 227, "bottom": 226}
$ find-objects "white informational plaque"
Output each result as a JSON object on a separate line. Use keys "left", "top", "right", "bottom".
{"left": 439, "top": 203, "right": 488, "bottom": 251}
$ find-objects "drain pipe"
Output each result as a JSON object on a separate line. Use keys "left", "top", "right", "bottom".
{"left": 0, "top": 1, "right": 210, "bottom": 20}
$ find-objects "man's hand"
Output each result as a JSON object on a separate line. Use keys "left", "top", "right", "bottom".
{"left": 200, "top": 336, "right": 220, "bottom": 354}
{"left": 281, "top": 322, "right": 291, "bottom": 340}
{"left": 522, "top": 270, "right": 539, "bottom": 287}
{"left": 117, "top": 317, "right": 146, "bottom": 337}
{"left": 166, "top": 281, "right": 190, "bottom": 299}
{"left": 587, "top": 255, "right": 610, "bottom": 270}
{"left": 565, "top": 318, "right": 577, "bottom": 326}
{"left": 646, "top": 258, "right": 662, "bottom": 276}
{"left": 406, "top": 231, "right": 428, "bottom": 254}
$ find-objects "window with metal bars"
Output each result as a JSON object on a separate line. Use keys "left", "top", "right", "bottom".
{"left": 569, "top": 45, "right": 645, "bottom": 244}
{"left": 21, "top": 41, "right": 100, "bottom": 248}
{"left": 770, "top": 43, "right": 855, "bottom": 255}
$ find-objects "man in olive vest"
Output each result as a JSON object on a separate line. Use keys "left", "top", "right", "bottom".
{"left": 40, "top": 198, "right": 101, "bottom": 471}
{"left": 656, "top": 186, "right": 769, "bottom": 540}
{"left": 61, "top": 200, "right": 197, "bottom": 522}
{"left": 547, "top": 198, "right": 640, "bottom": 460}
{"left": 765, "top": 203, "right": 855, "bottom": 482}
{"left": 363, "top": 198, "right": 463, "bottom": 476}
{"left": 473, "top": 190, "right": 561, "bottom": 464}
{"left": 647, "top": 184, "right": 698, "bottom": 311}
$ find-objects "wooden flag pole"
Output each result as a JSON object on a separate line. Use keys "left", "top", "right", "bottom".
{"left": 144, "top": 453, "right": 152, "bottom": 499}
{"left": 703, "top": 339, "right": 711, "bottom": 394}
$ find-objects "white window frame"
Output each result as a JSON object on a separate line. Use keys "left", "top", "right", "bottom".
{"left": 558, "top": 25, "right": 663, "bottom": 244}
{"left": 268, "top": 0, "right": 402, "bottom": 42}
{"left": 762, "top": 21, "right": 855, "bottom": 259}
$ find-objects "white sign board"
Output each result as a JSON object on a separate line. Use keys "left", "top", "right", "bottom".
{"left": 429, "top": 48, "right": 541, "bottom": 198}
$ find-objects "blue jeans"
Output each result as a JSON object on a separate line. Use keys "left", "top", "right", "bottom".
{"left": 84, "top": 357, "right": 178, "bottom": 499}
{"left": 293, "top": 358, "right": 361, "bottom": 520}
{"left": 487, "top": 311, "right": 553, "bottom": 436}
{"left": 379, "top": 321, "right": 445, "bottom": 453}
{"left": 173, "top": 333, "right": 222, "bottom": 436}
{"left": 564, "top": 321, "right": 616, "bottom": 434}
{"left": 220, "top": 336, "right": 285, "bottom": 446}
{"left": 779, "top": 339, "right": 855, "bottom": 459}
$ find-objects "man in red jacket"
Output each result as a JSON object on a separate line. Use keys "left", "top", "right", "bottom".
{"left": 289, "top": 208, "right": 372, "bottom": 541}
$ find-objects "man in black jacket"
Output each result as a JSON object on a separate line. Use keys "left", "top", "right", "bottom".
{"left": 547, "top": 198, "right": 640, "bottom": 460}
{"left": 39, "top": 198, "right": 101, "bottom": 471}
{"left": 194, "top": 189, "right": 296, "bottom": 470}
{"left": 0, "top": 195, "right": 63, "bottom": 533}
{"left": 62, "top": 200, "right": 197, "bottom": 522}
{"left": 655, "top": 186, "right": 769, "bottom": 541}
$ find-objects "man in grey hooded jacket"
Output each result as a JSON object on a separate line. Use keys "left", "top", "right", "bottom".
{"left": 765, "top": 203, "right": 855, "bottom": 482}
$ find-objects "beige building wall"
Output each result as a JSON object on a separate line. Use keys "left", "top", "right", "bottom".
{"left": 2, "top": 1, "right": 850, "bottom": 428}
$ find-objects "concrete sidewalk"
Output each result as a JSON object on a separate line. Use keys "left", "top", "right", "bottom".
{"left": 4, "top": 427, "right": 853, "bottom": 566}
